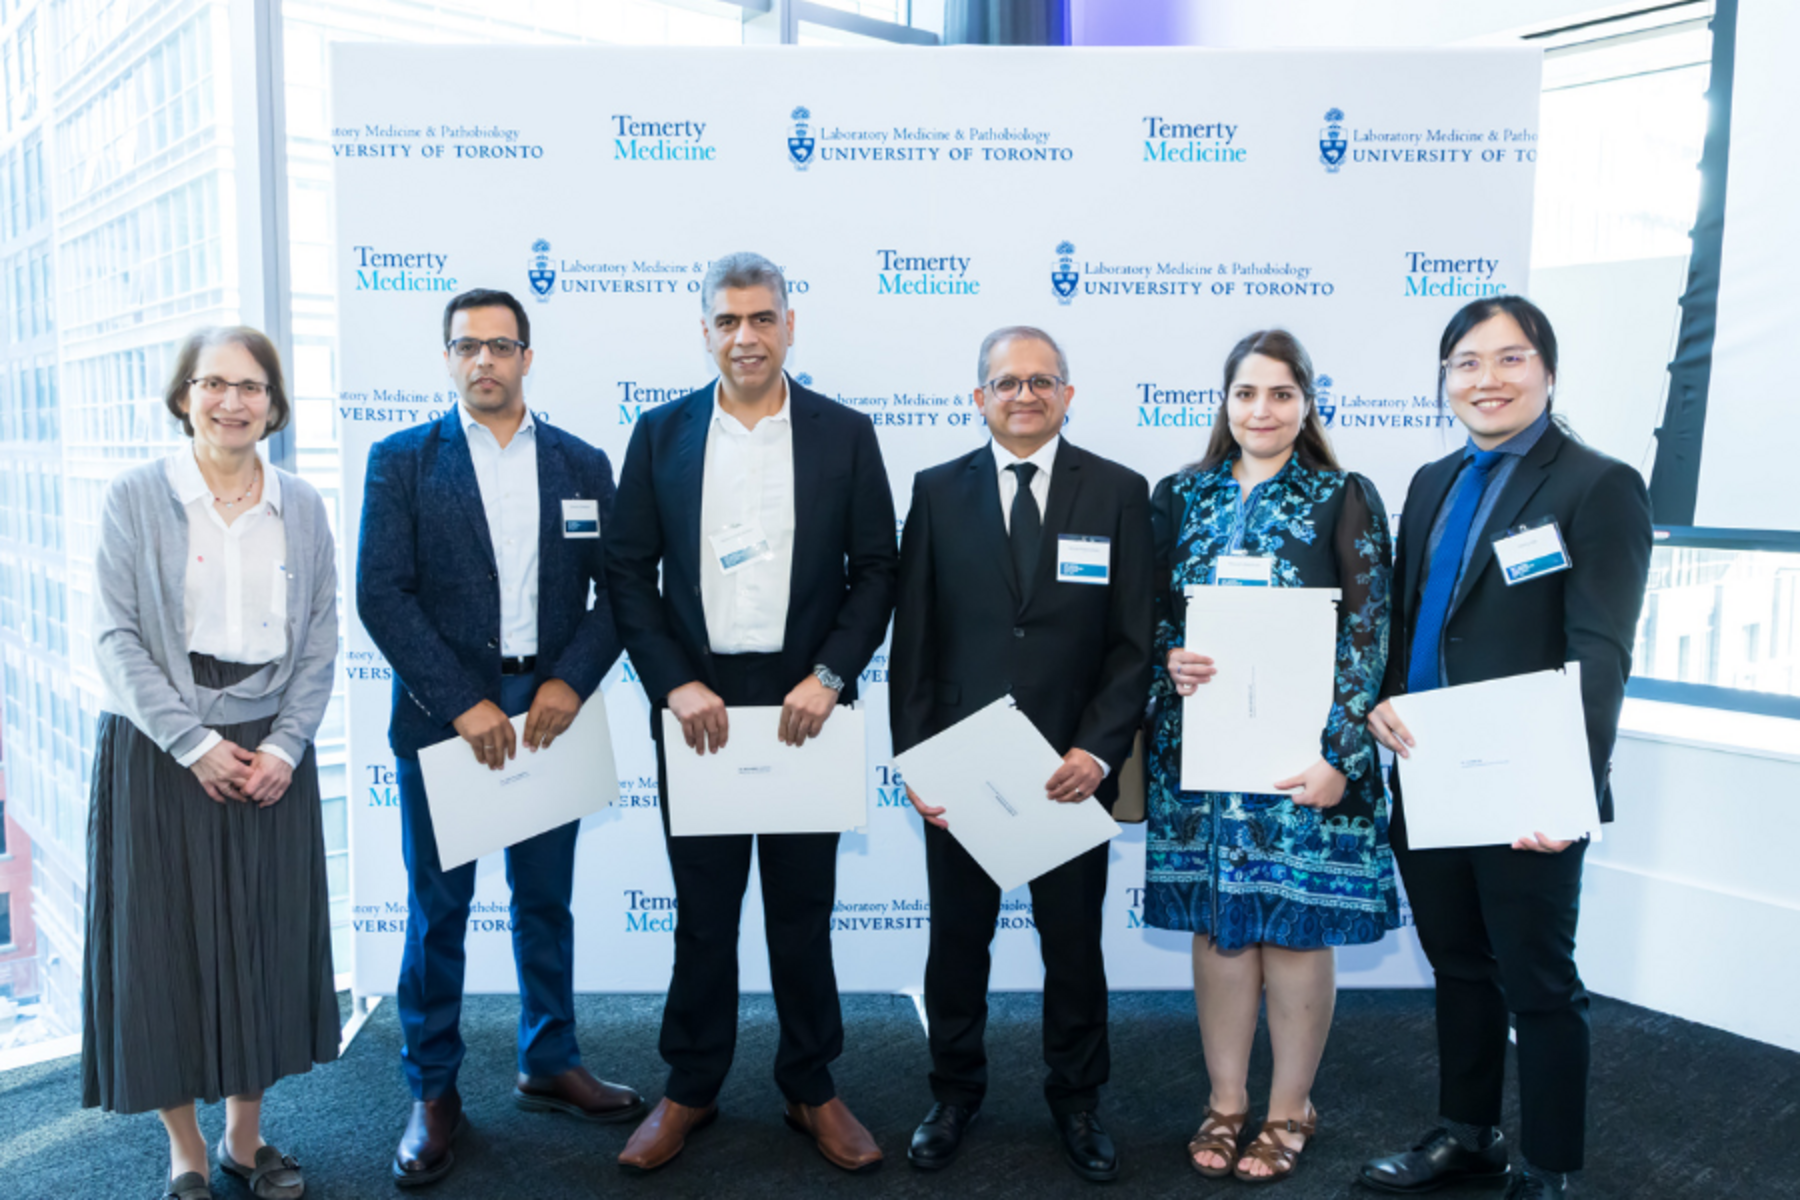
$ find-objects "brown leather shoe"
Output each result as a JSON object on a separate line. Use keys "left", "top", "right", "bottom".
{"left": 515, "top": 1065, "right": 646, "bottom": 1123}
{"left": 784, "top": 1097, "right": 885, "bottom": 1173}
{"left": 392, "top": 1090, "right": 466, "bottom": 1188}
{"left": 617, "top": 1097, "right": 719, "bottom": 1174}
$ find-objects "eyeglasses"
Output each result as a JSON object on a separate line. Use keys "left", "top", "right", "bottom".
{"left": 447, "top": 337, "right": 528, "bottom": 358}
{"left": 188, "top": 376, "right": 269, "bottom": 399}
{"left": 1443, "top": 348, "right": 1540, "bottom": 382}
{"left": 985, "top": 374, "right": 1064, "bottom": 401}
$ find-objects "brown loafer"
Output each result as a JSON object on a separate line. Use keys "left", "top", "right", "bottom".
{"left": 784, "top": 1097, "right": 884, "bottom": 1173}
{"left": 392, "top": 1090, "right": 466, "bottom": 1188}
{"left": 617, "top": 1097, "right": 719, "bottom": 1174}
{"left": 516, "top": 1066, "right": 646, "bottom": 1124}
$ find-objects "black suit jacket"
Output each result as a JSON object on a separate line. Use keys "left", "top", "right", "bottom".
{"left": 604, "top": 376, "right": 898, "bottom": 714}
{"left": 889, "top": 441, "right": 1156, "bottom": 808}
{"left": 1381, "top": 421, "right": 1652, "bottom": 822}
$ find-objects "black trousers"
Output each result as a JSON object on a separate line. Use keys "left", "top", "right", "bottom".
{"left": 654, "top": 652, "right": 843, "bottom": 1109}
{"left": 923, "top": 823, "right": 1110, "bottom": 1116}
{"left": 1392, "top": 802, "right": 1590, "bottom": 1173}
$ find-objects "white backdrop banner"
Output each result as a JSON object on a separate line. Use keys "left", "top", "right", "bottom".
{"left": 333, "top": 46, "right": 1542, "bottom": 996}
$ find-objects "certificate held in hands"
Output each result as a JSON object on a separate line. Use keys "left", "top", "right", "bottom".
{"left": 660, "top": 705, "right": 867, "bottom": 837}
{"left": 894, "top": 697, "right": 1122, "bottom": 893}
{"left": 420, "top": 697, "right": 620, "bottom": 871}
{"left": 1179, "top": 585, "right": 1340, "bottom": 795}
{"left": 1389, "top": 664, "right": 1602, "bottom": 850}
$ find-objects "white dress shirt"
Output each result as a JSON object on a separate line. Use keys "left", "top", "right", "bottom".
{"left": 463, "top": 407, "right": 540, "bottom": 658}
{"left": 700, "top": 379, "right": 796, "bottom": 654}
{"left": 991, "top": 434, "right": 1060, "bottom": 532}
{"left": 986, "top": 435, "right": 1108, "bottom": 778}
{"left": 168, "top": 448, "right": 295, "bottom": 769}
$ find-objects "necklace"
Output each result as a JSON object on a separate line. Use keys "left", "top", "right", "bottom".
{"left": 210, "top": 458, "right": 262, "bottom": 509}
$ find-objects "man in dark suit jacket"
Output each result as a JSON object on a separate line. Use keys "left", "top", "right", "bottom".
{"left": 606, "top": 253, "right": 897, "bottom": 1175}
{"left": 358, "top": 289, "right": 643, "bottom": 1188}
{"left": 1359, "top": 297, "right": 1652, "bottom": 1200}
{"left": 889, "top": 326, "right": 1154, "bottom": 1183}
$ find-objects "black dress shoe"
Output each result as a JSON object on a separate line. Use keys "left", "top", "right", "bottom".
{"left": 1054, "top": 1110, "right": 1120, "bottom": 1183}
{"left": 393, "top": 1090, "right": 467, "bottom": 1189}
{"left": 908, "top": 1102, "right": 980, "bottom": 1170}
{"left": 1504, "top": 1173, "right": 1566, "bottom": 1198}
{"left": 1359, "top": 1127, "right": 1509, "bottom": 1194}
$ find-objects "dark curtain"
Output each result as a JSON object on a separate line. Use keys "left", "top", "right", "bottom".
{"left": 944, "top": 0, "right": 1070, "bottom": 45}
{"left": 1647, "top": 0, "right": 1737, "bottom": 525}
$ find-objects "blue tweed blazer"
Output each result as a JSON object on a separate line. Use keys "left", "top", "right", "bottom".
{"left": 356, "top": 408, "right": 623, "bottom": 758}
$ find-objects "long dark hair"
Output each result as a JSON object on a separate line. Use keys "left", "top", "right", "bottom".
{"left": 1191, "top": 329, "right": 1341, "bottom": 473}
{"left": 1436, "top": 295, "right": 1559, "bottom": 411}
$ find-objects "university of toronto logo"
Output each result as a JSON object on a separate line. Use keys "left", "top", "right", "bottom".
{"left": 795, "top": 372, "right": 814, "bottom": 388}
{"left": 528, "top": 239, "right": 555, "bottom": 301}
{"left": 788, "top": 106, "right": 815, "bottom": 170}
{"left": 1315, "top": 374, "right": 1337, "bottom": 427}
{"left": 1320, "top": 108, "right": 1347, "bottom": 172}
{"left": 1052, "top": 241, "right": 1078, "bottom": 304}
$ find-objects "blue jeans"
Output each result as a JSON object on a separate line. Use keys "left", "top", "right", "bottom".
{"left": 395, "top": 673, "right": 582, "bottom": 1099}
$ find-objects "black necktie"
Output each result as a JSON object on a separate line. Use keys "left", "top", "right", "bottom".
{"left": 1008, "top": 462, "right": 1041, "bottom": 591}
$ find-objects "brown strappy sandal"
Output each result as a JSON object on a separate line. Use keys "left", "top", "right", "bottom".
{"left": 1233, "top": 1106, "right": 1318, "bottom": 1185}
{"left": 1187, "top": 1106, "right": 1249, "bottom": 1178}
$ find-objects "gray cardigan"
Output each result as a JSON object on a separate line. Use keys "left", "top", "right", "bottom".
{"left": 94, "top": 455, "right": 338, "bottom": 766}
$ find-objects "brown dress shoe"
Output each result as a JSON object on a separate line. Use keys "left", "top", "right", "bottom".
{"left": 617, "top": 1097, "right": 719, "bottom": 1174}
{"left": 784, "top": 1097, "right": 885, "bottom": 1173}
{"left": 392, "top": 1090, "right": 466, "bottom": 1188}
{"left": 515, "top": 1065, "right": 646, "bottom": 1123}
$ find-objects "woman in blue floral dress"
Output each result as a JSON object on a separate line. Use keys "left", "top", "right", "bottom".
{"left": 1145, "top": 329, "right": 1398, "bottom": 1184}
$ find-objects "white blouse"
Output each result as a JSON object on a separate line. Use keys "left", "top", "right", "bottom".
{"left": 167, "top": 449, "right": 295, "bottom": 769}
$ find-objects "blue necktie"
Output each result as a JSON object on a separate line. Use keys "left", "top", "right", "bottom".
{"left": 1406, "top": 450, "right": 1504, "bottom": 695}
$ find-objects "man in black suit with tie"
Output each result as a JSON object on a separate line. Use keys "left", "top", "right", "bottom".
{"left": 889, "top": 326, "right": 1155, "bottom": 1182}
{"left": 606, "top": 252, "right": 897, "bottom": 1175}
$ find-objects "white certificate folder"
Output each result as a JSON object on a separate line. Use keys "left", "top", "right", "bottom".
{"left": 661, "top": 706, "right": 867, "bottom": 837}
{"left": 893, "top": 697, "right": 1122, "bottom": 893}
{"left": 420, "top": 698, "right": 620, "bottom": 871}
{"left": 1389, "top": 664, "right": 1602, "bottom": 850}
{"left": 1179, "top": 586, "right": 1340, "bottom": 794}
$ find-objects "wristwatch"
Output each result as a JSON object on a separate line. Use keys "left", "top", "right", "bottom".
{"left": 813, "top": 663, "right": 845, "bottom": 692}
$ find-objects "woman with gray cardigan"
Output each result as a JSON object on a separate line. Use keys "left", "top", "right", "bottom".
{"left": 81, "top": 326, "right": 340, "bottom": 1200}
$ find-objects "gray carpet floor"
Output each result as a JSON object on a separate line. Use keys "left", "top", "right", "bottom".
{"left": 2, "top": 989, "right": 1795, "bottom": 1199}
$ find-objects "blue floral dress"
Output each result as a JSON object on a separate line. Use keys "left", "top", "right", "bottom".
{"left": 1143, "top": 458, "right": 1401, "bottom": 950}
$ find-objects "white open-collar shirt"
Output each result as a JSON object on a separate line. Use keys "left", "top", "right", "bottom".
{"left": 700, "top": 377, "right": 795, "bottom": 654}
{"left": 462, "top": 406, "right": 541, "bottom": 658}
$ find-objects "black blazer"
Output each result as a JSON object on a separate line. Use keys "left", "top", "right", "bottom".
{"left": 604, "top": 376, "right": 898, "bottom": 713}
{"left": 1381, "top": 421, "right": 1652, "bottom": 822}
{"left": 357, "top": 410, "right": 623, "bottom": 758}
{"left": 889, "top": 441, "right": 1156, "bottom": 808}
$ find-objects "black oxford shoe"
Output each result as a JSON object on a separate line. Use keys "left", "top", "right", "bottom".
{"left": 1359, "top": 1127, "right": 1510, "bottom": 1194}
{"left": 1054, "top": 1110, "right": 1120, "bottom": 1183}
{"left": 908, "top": 1102, "right": 979, "bottom": 1170}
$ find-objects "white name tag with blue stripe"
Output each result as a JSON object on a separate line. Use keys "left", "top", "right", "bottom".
{"left": 1494, "top": 521, "right": 1571, "bottom": 585}
{"left": 562, "top": 498, "right": 600, "bottom": 538}
{"left": 1057, "top": 534, "right": 1110, "bottom": 585}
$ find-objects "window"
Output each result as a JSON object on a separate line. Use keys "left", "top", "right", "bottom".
{"left": 0, "top": 891, "right": 11, "bottom": 948}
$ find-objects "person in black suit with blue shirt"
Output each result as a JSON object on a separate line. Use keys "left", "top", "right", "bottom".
{"left": 358, "top": 288, "right": 644, "bottom": 1188}
{"left": 889, "top": 326, "right": 1155, "bottom": 1183}
{"left": 606, "top": 253, "right": 897, "bottom": 1176}
{"left": 1357, "top": 297, "right": 1652, "bottom": 1200}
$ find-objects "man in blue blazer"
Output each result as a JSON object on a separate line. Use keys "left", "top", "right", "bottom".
{"left": 606, "top": 253, "right": 898, "bottom": 1175}
{"left": 358, "top": 288, "right": 643, "bottom": 1188}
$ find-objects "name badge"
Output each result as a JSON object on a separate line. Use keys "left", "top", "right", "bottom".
{"left": 1056, "top": 534, "right": 1111, "bottom": 584}
{"left": 1493, "top": 520, "right": 1572, "bottom": 585}
{"left": 709, "top": 522, "right": 773, "bottom": 575}
{"left": 1213, "top": 553, "right": 1273, "bottom": 587}
{"left": 562, "top": 498, "right": 600, "bottom": 538}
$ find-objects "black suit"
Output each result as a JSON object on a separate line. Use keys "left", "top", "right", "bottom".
{"left": 890, "top": 440, "right": 1154, "bottom": 1115}
{"left": 1383, "top": 420, "right": 1651, "bottom": 1172}
{"left": 605, "top": 377, "right": 896, "bottom": 1108}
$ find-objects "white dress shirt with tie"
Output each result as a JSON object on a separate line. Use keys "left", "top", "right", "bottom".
{"left": 700, "top": 378, "right": 796, "bottom": 655}
{"left": 463, "top": 407, "right": 540, "bottom": 658}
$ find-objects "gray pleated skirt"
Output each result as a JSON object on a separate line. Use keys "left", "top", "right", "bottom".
{"left": 81, "top": 654, "right": 340, "bottom": 1114}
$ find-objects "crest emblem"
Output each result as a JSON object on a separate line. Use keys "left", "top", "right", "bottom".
{"left": 788, "top": 105, "right": 815, "bottom": 170}
{"left": 528, "top": 238, "right": 555, "bottom": 301}
{"left": 1315, "top": 374, "right": 1336, "bottom": 427}
{"left": 1051, "top": 241, "right": 1078, "bottom": 304}
{"left": 1319, "top": 107, "right": 1347, "bottom": 172}
{"left": 796, "top": 372, "right": 814, "bottom": 388}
